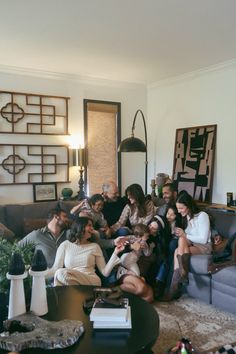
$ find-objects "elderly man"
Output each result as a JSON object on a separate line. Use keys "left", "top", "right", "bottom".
{"left": 102, "top": 181, "right": 127, "bottom": 227}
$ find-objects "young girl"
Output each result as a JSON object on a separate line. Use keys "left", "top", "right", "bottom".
{"left": 117, "top": 223, "right": 154, "bottom": 278}
{"left": 70, "top": 194, "right": 110, "bottom": 236}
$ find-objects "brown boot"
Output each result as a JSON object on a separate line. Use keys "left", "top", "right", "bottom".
{"left": 177, "top": 253, "right": 190, "bottom": 284}
{"left": 162, "top": 269, "right": 182, "bottom": 301}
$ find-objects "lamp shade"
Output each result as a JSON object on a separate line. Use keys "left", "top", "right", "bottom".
{"left": 72, "top": 148, "right": 86, "bottom": 167}
{"left": 118, "top": 137, "right": 146, "bottom": 152}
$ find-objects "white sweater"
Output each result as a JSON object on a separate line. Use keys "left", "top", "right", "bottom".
{"left": 47, "top": 240, "right": 120, "bottom": 279}
{"left": 185, "top": 211, "right": 211, "bottom": 244}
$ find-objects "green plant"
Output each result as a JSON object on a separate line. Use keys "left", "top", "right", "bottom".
{"left": 0, "top": 238, "right": 35, "bottom": 294}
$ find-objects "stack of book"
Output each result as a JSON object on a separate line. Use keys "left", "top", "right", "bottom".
{"left": 89, "top": 297, "right": 132, "bottom": 329}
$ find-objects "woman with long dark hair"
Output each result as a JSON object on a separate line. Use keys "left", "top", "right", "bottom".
{"left": 47, "top": 217, "right": 123, "bottom": 286}
{"left": 167, "top": 190, "right": 212, "bottom": 299}
{"left": 111, "top": 183, "right": 155, "bottom": 235}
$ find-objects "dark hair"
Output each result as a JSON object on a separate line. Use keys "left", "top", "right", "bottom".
{"left": 47, "top": 208, "right": 67, "bottom": 222}
{"left": 148, "top": 215, "right": 171, "bottom": 259}
{"left": 125, "top": 184, "right": 146, "bottom": 217}
{"left": 166, "top": 203, "right": 182, "bottom": 228}
{"left": 69, "top": 217, "right": 93, "bottom": 242}
{"left": 176, "top": 190, "right": 200, "bottom": 220}
{"left": 89, "top": 194, "right": 104, "bottom": 206}
{"left": 163, "top": 182, "right": 178, "bottom": 193}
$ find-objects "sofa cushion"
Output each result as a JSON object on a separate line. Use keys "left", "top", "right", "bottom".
{"left": 24, "top": 218, "right": 47, "bottom": 235}
{"left": 4, "top": 204, "right": 24, "bottom": 239}
{"left": 0, "top": 222, "right": 15, "bottom": 241}
{"left": 207, "top": 208, "right": 236, "bottom": 238}
{"left": 190, "top": 254, "right": 213, "bottom": 274}
{"left": 0, "top": 206, "right": 6, "bottom": 225}
{"left": 211, "top": 266, "right": 236, "bottom": 288}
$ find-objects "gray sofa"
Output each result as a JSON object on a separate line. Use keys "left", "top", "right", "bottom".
{"left": 0, "top": 200, "right": 77, "bottom": 240}
{"left": 187, "top": 208, "right": 236, "bottom": 315}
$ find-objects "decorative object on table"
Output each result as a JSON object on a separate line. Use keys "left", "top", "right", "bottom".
{"left": 29, "top": 250, "right": 48, "bottom": 316}
{"left": 118, "top": 109, "right": 148, "bottom": 194}
{"left": 61, "top": 187, "right": 73, "bottom": 200}
{"left": 72, "top": 147, "right": 86, "bottom": 200}
{"left": 0, "top": 313, "right": 84, "bottom": 351}
{"left": 172, "top": 124, "right": 217, "bottom": 203}
{"left": 90, "top": 297, "right": 131, "bottom": 329}
{"left": 165, "top": 337, "right": 199, "bottom": 354}
{"left": 6, "top": 252, "right": 28, "bottom": 319}
{"left": 33, "top": 182, "right": 58, "bottom": 202}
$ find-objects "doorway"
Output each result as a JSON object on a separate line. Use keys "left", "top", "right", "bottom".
{"left": 83, "top": 99, "right": 121, "bottom": 195}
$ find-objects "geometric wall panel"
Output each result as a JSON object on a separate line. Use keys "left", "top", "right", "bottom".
{"left": 0, "top": 90, "right": 69, "bottom": 135}
{"left": 0, "top": 144, "right": 70, "bottom": 184}
{"left": 172, "top": 124, "right": 217, "bottom": 203}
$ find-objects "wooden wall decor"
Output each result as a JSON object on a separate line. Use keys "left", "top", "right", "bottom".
{"left": 0, "top": 144, "right": 69, "bottom": 185}
{"left": 0, "top": 91, "right": 69, "bottom": 135}
{"left": 172, "top": 124, "right": 217, "bottom": 203}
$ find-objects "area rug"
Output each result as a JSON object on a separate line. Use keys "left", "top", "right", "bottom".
{"left": 151, "top": 295, "right": 236, "bottom": 354}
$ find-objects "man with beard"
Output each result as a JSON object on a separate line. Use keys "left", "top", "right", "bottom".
{"left": 156, "top": 182, "right": 178, "bottom": 217}
{"left": 18, "top": 208, "right": 70, "bottom": 267}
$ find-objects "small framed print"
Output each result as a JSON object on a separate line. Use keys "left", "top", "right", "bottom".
{"left": 33, "top": 182, "right": 57, "bottom": 202}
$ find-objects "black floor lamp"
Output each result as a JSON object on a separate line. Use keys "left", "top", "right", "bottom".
{"left": 72, "top": 147, "right": 86, "bottom": 200}
{"left": 118, "top": 109, "right": 148, "bottom": 195}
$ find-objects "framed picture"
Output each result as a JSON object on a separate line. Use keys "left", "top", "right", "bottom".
{"left": 33, "top": 182, "right": 57, "bottom": 202}
{"left": 172, "top": 124, "right": 217, "bottom": 203}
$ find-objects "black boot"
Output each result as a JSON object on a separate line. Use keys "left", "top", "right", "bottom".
{"left": 177, "top": 253, "right": 190, "bottom": 284}
{"left": 162, "top": 269, "right": 182, "bottom": 301}
{"left": 153, "top": 280, "right": 165, "bottom": 300}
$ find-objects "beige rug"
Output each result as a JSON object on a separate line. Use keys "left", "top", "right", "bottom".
{"left": 151, "top": 295, "right": 236, "bottom": 354}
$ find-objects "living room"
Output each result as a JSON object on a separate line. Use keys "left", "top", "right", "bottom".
{"left": 1, "top": 1, "right": 236, "bottom": 353}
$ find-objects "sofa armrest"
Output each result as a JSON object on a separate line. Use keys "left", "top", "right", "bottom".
{"left": 190, "top": 254, "right": 213, "bottom": 275}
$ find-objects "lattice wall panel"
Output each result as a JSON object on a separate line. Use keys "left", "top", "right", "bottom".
{"left": 0, "top": 144, "right": 69, "bottom": 185}
{"left": 0, "top": 91, "right": 69, "bottom": 135}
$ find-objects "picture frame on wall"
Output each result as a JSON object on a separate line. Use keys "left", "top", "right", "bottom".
{"left": 33, "top": 182, "right": 58, "bottom": 202}
{"left": 172, "top": 124, "right": 217, "bottom": 203}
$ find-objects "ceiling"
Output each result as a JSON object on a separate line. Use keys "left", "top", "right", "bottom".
{"left": 1, "top": 0, "right": 236, "bottom": 84}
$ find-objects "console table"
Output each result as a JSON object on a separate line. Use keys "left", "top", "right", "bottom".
{"left": 0, "top": 285, "right": 159, "bottom": 354}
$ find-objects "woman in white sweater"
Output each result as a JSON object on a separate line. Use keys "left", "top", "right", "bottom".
{"left": 47, "top": 217, "right": 123, "bottom": 286}
{"left": 167, "top": 190, "right": 212, "bottom": 299}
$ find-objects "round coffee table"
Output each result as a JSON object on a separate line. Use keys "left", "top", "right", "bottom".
{"left": 0, "top": 285, "right": 159, "bottom": 354}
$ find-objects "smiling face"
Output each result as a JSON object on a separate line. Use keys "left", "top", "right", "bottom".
{"left": 166, "top": 208, "right": 176, "bottom": 223}
{"left": 176, "top": 202, "right": 189, "bottom": 217}
{"left": 91, "top": 200, "right": 104, "bottom": 213}
{"left": 83, "top": 219, "right": 94, "bottom": 238}
{"left": 127, "top": 193, "right": 136, "bottom": 205}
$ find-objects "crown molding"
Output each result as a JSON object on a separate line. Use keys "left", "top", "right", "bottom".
{"left": 148, "top": 58, "right": 236, "bottom": 90}
{"left": 0, "top": 64, "right": 145, "bottom": 89}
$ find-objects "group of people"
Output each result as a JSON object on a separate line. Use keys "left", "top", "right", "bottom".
{"left": 18, "top": 180, "right": 213, "bottom": 303}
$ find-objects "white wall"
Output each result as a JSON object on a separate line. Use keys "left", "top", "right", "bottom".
{"left": 147, "top": 62, "right": 236, "bottom": 204}
{"left": 0, "top": 68, "right": 146, "bottom": 204}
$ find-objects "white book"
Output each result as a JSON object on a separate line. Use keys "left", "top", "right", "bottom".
{"left": 93, "top": 306, "right": 132, "bottom": 329}
{"left": 90, "top": 298, "right": 129, "bottom": 322}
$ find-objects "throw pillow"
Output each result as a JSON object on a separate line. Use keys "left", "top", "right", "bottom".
{"left": 0, "top": 222, "right": 15, "bottom": 241}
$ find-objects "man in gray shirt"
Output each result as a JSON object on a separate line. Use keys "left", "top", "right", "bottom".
{"left": 18, "top": 208, "right": 70, "bottom": 268}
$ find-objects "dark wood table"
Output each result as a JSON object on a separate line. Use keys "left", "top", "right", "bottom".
{"left": 0, "top": 285, "right": 159, "bottom": 354}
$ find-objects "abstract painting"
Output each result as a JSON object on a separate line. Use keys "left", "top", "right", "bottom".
{"left": 172, "top": 124, "right": 217, "bottom": 202}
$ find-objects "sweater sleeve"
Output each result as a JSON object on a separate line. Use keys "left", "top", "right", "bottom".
{"left": 95, "top": 245, "right": 120, "bottom": 277}
{"left": 47, "top": 241, "right": 67, "bottom": 278}
{"left": 185, "top": 212, "right": 211, "bottom": 244}
{"left": 111, "top": 204, "right": 130, "bottom": 232}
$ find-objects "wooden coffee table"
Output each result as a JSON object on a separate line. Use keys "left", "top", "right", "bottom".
{"left": 0, "top": 285, "right": 159, "bottom": 354}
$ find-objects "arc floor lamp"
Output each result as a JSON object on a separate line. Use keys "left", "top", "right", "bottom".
{"left": 118, "top": 109, "right": 148, "bottom": 194}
